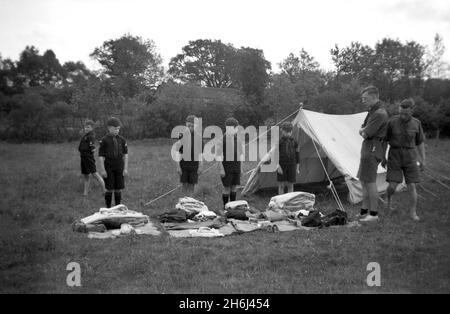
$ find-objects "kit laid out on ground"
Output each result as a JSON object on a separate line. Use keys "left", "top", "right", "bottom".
{"left": 73, "top": 192, "right": 359, "bottom": 240}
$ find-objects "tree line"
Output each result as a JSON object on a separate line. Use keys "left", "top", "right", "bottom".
{"left": 0, "top": 33, "right": 449, "bottom": 142}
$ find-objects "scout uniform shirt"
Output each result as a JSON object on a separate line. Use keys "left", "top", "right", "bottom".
{"left": 178, "top": 131, "right": 202, "bottom": 170}
{"left": 99, "top": 134, "right": 128, "bottom": 169}
{"left": 78, "top": 131, "right": 95, "bottom": 157}
{"left": 385, "top": 115, "right": 424, "bottom": 149}
{"left": 361, "top": 101, "right": 388, "bottom": 161}
{"left": 385, "top": 115, "right": 424, "bottom": 183}
{"left": 278, "top": 135, "right": 300, "bottom": 166}
{"left": 220, "top": 133, "right": 243, "bottom": 174}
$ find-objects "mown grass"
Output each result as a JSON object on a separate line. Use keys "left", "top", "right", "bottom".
{"left": 0, "top": 139, "right": 449, "bottom": 293}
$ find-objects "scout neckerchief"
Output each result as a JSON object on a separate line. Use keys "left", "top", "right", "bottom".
{"left": 109, "top": 134, "right": 119, "bottom": 158}
{"left": 280, "top": 134, "right": 296, "bottom": 161}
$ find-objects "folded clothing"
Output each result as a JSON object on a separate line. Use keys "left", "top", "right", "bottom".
{"left": 163, "top": 217, "right": 225, "bottom": 230}
{"left": 158, "top": 210, "right": 188, "bottom": 223}
{"left": 225, "top": 208, "right": 248, "bottom": 220}
{"left": 193, "top": 210, "right": 217, "bottom": 221}
{"left": 261, "top": 210, "right": 288, "bottom": 222}
{"left": 225, "top": 200, "right": 249, "bottom": 211}
{"left": 77, "top": 204, "right": 149, "bottom": 230}
{"left": 268, "top": 192, "right": 315, "bottom": 212}
{"left": 189, "top": 227, "right": 224, "bottom": 237}
{"left": 176, "top": 197, "right": 209, "bottom": 214}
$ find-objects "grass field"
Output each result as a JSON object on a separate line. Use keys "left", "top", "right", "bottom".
{"left": 1, "top": 138, "right": 450, "bottom": 293}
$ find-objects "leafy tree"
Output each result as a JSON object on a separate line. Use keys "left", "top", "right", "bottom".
{"left": 15, "top": 46, "right": 65, "bottom": 87}
{"left": 279, "top": 49, "right": 320, "bottom": 81}
{"left": 91, "top": 34, "right": 164, "bottom": 97}
{"left": 8, "top": 89, "right": 50, "bottom": 140}
{"left": 279, "top": 49, "right": 326, "bottom": 106}
{"left": 426, "top": 33, "right": 450, "bottom": 79}
{"left": 168, "top": 39, "right": 236, "bottom": 88}
{"left": 330, "top": 42, "right": 375, "bottom": 84}
{"left": 232, "top": 47, "right": 271, "bottom": 104}
{"left": 265, "top": 74, "right": 298, "bottom": 120}
{"left": 0, "top": 56, "right": 20, "bottom": 95}
{"left": 331, "top": 39, "right": 427, "bottom": 101}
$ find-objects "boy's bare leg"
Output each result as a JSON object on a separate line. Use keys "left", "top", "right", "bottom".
{"left": 83, "top": 175, "right": 90, "bottom": 196}
{"left": 278, "top": 182, "right": 284, "bottom": 195}
{"left": 387, "top": 182, "right": 398, "bottom": 211}
{"left": 190, "top": 184, "right": 196, "bottom": 197}
{"left": 230, "top": 185, "right": 237, "bottom": 202}
{"left": 182, "top": 183, "right": 190, "bottom": 195}
{"left": 407, "top": 183, "right": 420, "bottom": 221}
{"left": 287, "top": 182, "right": 294, "bottom": 193}
{"left": 114, "top": 189, "right": 122, "bottom": 206}
{"left": 93, "top": 172, "right": 106, "bottom": 193}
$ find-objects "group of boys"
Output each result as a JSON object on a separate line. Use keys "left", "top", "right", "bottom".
{"left": 79, "top": 89, "right": 426, "bottom": 221}
{"left": 78, "top": 117, "right": 128, "bottom": 208}
{"left": 173, "top": 115, "right": 302, "bottom": 209}
{"left": 79, "top": 115, "right": 301, "bottom": 210}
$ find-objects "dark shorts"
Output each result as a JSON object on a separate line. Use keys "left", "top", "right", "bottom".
{"left": 81, "top": 156, "right": 96, "bottom": 175}
{"left": 277, "top": 164, "right": 297, "bottom": 183}
{"left": 386, "top": 148, "right": 420, "bottom": 184}
{"left": 104, "top": 167, "right": 124, "bottom": 190}
{"left": 180, "top": 168, "right": 198, "bottom": 185}
{"left": 357, "top": 155, "right": 380, "bottom": 183}
{"left": 357, "top": 140, "right": 383, "bottom": 183}
{"left": 221, "top": 171, "right": 241, "bottom": 187}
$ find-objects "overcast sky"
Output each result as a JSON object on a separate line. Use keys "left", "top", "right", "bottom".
{"left": 1, "top": 0, "right": 449, "bottom": 72}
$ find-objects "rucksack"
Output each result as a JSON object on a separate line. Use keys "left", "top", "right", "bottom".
{"left": 301, "top": 210, "right": 322, "bottom": 227}
{"left": 320, "top": 210, "right": 347, "bottom": 228}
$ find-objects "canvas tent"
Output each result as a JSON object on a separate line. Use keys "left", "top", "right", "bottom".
{"left": 242, "top": 108, "right": 389, "bottom": 204}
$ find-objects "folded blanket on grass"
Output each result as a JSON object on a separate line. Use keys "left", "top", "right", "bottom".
{"left": 87, "top": 221, "right": 161, "bottom": 239}
{"left": 80, "top": 204, "right": 149, "bottom": 229}
{"left": 162, "top": 218, "right": 225, "bottom": 230}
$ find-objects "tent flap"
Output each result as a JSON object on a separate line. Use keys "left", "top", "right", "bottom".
{"left": 242, "top": 109, "right": 388, "bottom": 204}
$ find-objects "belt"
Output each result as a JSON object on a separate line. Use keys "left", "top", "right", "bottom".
{"left": 367, "top": 137, "right": 384, "bottom": 141}
{"left": 391, "top": 146, "right": 414, "bottom": 149}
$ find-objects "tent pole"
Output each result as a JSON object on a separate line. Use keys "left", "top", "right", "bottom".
{"left": 300, "top": 106, "right": 346, "bottom": 212}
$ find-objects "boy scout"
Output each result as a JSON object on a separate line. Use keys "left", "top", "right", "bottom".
{"left": 357, "top": 86, "right": 389, "bottom": 222}
{"left": 276, "top": 122, "right": 300, "bottom": 194}
{"left": 218, "top": 117, "right": 244, "bottom": 208}
{"left": 99, "top": 117, "right": 129, "bottom": 208}
{"left": 78, "top": 119, "right": 105, "bottom": 196}
{"left": 175, "top": 115, "right": 203, "bottom": 195}
{"left": 384, "top": 99, "right": 425, "bottom": 221}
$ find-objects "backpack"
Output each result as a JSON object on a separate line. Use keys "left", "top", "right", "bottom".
{"left": 320, "top": 210, "right": 347, "bottom": 228}
{"left": 226, "top": 208, "right": 248, "bottom": 220}
{"left": 301, "top": 210, "right": 322, "bottom": 227}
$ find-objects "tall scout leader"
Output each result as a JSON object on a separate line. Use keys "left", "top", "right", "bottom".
{"left": 357, "top": 86, "right": 389, "bottom": 223}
